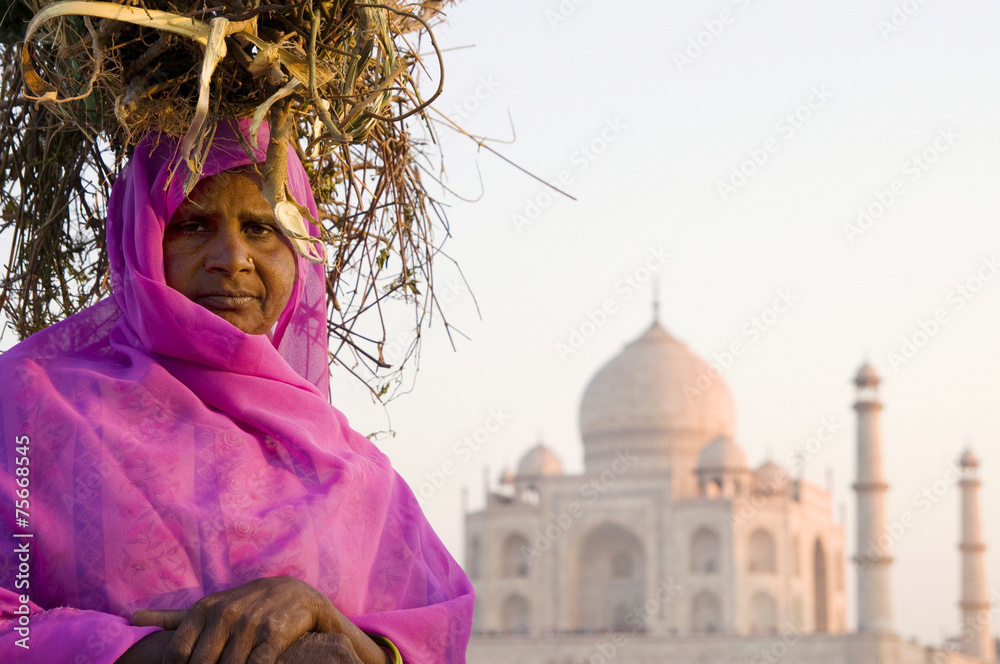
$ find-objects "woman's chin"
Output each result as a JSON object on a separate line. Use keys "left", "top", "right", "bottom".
{"left": 208, "top": 309, "right": 267, "bottom": 335}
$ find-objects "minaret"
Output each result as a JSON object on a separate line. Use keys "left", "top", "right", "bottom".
{"left": 853, "top": 362, "right": 893, "bottom": 634}
{"left": 958, "top": 448, "right": 995, "bottom": 660}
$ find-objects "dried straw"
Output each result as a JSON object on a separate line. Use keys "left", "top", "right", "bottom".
{"left": 0, "top": 0, "right": 466, "bottom": 401}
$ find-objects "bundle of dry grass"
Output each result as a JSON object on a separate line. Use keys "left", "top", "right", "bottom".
{"left": 0, "top": 0, "right": 465, "bottom": 399}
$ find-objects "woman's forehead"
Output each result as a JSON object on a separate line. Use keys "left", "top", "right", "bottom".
{"left": 172, "top": 169, "right": 273, "bottom": 219}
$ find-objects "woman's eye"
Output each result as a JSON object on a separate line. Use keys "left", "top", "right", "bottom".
{"left": 171, "top": 219, "right": 209, "bottom": 233}
{"left": 246, "top": 222, "right": 277, "bottom": 237}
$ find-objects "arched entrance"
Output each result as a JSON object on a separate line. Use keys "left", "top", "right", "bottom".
{"left": 502, "top": 532, "right": 530, "bottom": 577}
{"left": 577, "top": 522, "right": 646, "bottom": 630}
{"left": 691, "top": 590, "right": 721, "bottom": 633}
{"left": 502, "top": 594, "right": 531, "bottom": 634}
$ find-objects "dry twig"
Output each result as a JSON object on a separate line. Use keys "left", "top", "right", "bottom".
{"left": 0, "top": 0, "right": 460, "bottom": 402}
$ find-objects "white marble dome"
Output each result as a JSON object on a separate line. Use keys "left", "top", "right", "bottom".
{"left": 517, "top": 444, "right": 563, "bottom": 478}
{"left": 579, "top": 322, "right": 737, "bottom": 443}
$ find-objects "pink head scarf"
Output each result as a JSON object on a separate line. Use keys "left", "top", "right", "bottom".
{"left": 0, "top": 121, "right": 473, "bottom": 663}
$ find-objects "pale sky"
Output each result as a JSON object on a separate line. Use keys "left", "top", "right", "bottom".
{"left": 332, "top": 0, "right": 1000, "bottom": 647}
{"left": 3, "top": 0, "right": 999, "bottom": 649}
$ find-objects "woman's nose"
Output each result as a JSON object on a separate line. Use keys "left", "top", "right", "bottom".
{"left": 204, "top": 228, "right": 253, "bottom": 274}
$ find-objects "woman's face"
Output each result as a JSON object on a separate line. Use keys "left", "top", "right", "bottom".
{"left": 163, "top": 169, "right": 298, "bottom": 335}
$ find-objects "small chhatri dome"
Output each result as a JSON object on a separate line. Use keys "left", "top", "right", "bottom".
{"left": 960, "top": 448, "right": 979, "bottom": 468}
{"left": 697, "top": 435, "right": 748, "bottom": 471}
{"left": 517, "top": 444, "right": 563, "bottom": 478}
{"left": 580, "top": 321, "right": 737, "bottom": 450}
{"left": 855, "top": 361, "right": 880, "bottom": 387}
{"left": 754, "top": 460, "right": 789, "bottom": 494}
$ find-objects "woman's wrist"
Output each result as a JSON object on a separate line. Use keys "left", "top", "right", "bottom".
{"left": 319, "top": 605, "right": 393, "bottom": 664}
{"left": 366, "top": 633, "right": 402, "bottom": 664}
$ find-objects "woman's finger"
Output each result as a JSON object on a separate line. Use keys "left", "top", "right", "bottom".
{"left": 185, "top": 624, "right": 231, "bottom": 664}
{"left": 245, "top": 639, "right": 283, "bottom": 664}
{"left": 218, "top": 627, "right": 258, "bottom": 664}
{"left": 161, "top": 603, "right": 209, "bottom": 664}
{"left": 132, "top": 609, "right": 188, "bottom": 629}
{"left": 274, "top": 633, "right": 363, "bottom": 664}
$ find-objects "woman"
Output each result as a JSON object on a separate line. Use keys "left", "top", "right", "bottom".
{"left": 0, "top": 120, "right": 474, "bottom": 663}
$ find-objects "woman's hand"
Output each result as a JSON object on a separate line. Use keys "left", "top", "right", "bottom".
{"left": 131, "top": 576, "right": 342, "bottom": 664}
{"left": 115, "top": 631, "right": 386, "bottom": 664}
{"left": 115, "top": 630, "right": 176, "bottom": 664}
{"left": 276, "top": 632, "right": 385, "bottom": 664}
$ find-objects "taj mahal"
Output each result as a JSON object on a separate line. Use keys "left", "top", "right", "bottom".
{"left": 463, "top": 313, "right": 997, "bottom": 664}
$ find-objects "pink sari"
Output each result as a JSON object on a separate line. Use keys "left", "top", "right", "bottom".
{"left": 0, "top": 121, "right": 473, "bottom": 662}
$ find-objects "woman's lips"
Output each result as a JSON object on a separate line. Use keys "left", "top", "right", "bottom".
{"left": 196, "top": 294, "right": 259, "bottom": 310}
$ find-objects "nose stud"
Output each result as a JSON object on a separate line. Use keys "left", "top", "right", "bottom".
{"left": 248, "top": 256, "right": 254, "bottom": 265}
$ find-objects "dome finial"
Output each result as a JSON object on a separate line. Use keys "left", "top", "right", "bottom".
{"left": 653, "top": 280, "right": 661, "bottom": 322}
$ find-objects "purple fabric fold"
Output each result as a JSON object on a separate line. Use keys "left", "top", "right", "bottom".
{"left": 0, "top": 120, "right": 473, "bottom": 663}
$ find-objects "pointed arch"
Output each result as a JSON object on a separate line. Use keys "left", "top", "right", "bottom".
{"left": 690, "top": 527, "right": 721, "bottom": 573}
{"left": 502, "top": 594, "right": 531, "bottom": 634}
{"left": 749, "top": 528, "right": 777, "bottom": 573}
{"left": 750, "top": 591, "right": 778, "bottom": 633}
{"left": 502, "top": 532, "right": 530, "bottom": 578}
{"left": 691, "top": 590, "right": 722, "bottom": 633}
{"left": 577, "top": 522, "right": 646, "bottom": 630}
{"left": 612, "top": 602, "right": 635, "bottom": 632}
